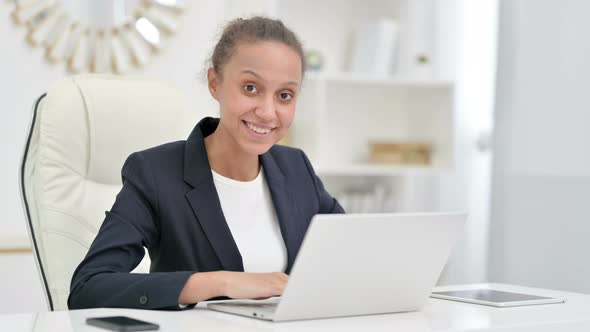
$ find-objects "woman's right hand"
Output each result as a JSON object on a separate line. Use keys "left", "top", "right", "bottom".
{"left": 179, "top": 271, "right": 288, "bottom": 305}
{"left": 221, "top": 271, "right": 289, "bottom": 300}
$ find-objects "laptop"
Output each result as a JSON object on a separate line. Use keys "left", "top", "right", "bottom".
{"left": 207, "top": 212, "right": 466, "bottom": 321}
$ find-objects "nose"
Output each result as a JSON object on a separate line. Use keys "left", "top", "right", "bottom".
{"left": 254, "top": 95, "right": 276, "bottom": 121}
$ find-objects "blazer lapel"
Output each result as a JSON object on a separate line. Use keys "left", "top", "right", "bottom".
{"left": 183, "top": 118, "right": 244, "bottom": 272}
{"left": 260, "top": 152, "right": 301, "bottom": 274}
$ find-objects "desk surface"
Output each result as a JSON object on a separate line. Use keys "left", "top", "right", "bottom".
{"left": 2, "top": 284, "right": 590, "bottom": 332}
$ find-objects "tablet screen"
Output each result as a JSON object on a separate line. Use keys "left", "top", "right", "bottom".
{"left": 432, "top": 289, "right": 554, "bottom": 302}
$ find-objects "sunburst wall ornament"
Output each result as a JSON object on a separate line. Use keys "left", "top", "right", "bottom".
{"left": 11, "top": 0, "right": 186, "bottom": 74}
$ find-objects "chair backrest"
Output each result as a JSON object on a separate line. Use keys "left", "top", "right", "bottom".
{"left": 20, "top": 75, "right": 197, "bottom": 310}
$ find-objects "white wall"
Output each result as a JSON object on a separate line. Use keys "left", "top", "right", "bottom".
{"left": 433, "top": 0, "right": 498, "bottom": 285}
{"left": 0, "top": 254, "right": 47, "bottom": 313}
{"left": 490, "top": 0, "right": 590, "bottom": 293}
{"left": 0, "top": 0, "right": 228, "bottom": 313}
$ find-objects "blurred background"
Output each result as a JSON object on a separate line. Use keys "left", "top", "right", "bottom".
{"left": 1, "top": 0, "right": 589, "bottom": 313}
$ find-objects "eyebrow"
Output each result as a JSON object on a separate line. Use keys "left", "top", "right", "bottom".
{"left": 241, "top": 69, "right": 300, "bottom": 87}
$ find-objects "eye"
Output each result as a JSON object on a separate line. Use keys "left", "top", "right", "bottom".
{"left": 279, "top": 92, "right": 293, "bottom": 101}
{"left": 243, "top": 84, "right": 258, "bottom": 94}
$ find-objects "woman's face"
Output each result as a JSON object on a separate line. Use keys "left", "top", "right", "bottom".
{"left": 208, "top": 41, "right": 302, "bottom": 156}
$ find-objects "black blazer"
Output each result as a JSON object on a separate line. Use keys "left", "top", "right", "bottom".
{"left": 68, "top": 117, "right": 344, "bottom": 310}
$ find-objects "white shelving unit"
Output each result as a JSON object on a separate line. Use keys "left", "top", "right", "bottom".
{"left": 227, "top": 0, "right": 453, "bottom": 213}
{"left": 293, "top": 73, "right": 453, "bottom": 175}
{"left": 315, "top": 163, "right": 447, "bottom": 177}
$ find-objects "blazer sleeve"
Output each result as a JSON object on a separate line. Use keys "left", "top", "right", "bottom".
{"left": 68, "top": 152, "right": 194, "bottom": 310}
{"left": 300, "top": 150, "right": 346, "bottom": 214}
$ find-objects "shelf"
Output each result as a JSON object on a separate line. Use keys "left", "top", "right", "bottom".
{"left": 0, "top": 236, "right": 32, "bottom": 252}
{"left": 292, "top": 77, "right": 454, "bottom": 172}
{"left": 313, "top": 162, "right": 448, "bottom": 176}
{"left": 305, "top": 72, "right": 453, "bottom": 88}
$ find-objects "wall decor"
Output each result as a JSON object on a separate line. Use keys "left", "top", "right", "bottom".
{"left": 11, "top": 0, "right": 186, "bottom": 74}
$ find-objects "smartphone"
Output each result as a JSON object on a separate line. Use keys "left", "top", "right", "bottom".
{"left": 86, "top": 316, "right": 159, "bottom": 331}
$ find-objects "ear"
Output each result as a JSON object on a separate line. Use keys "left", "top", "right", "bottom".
{"left": 207, "top": 68, "right": 220, "bottom": 101}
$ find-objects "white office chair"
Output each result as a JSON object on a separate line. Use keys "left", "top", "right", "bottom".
{"left": 20, "top": 75, "right": 197, "bottom": 310}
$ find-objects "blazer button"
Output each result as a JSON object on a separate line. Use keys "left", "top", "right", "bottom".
{"left": 139, "top": 295, "right": 148, "bottom": 305}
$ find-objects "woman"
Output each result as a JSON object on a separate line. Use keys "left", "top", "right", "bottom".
{"left": 68, "top": 16, "right": 344, "bottom": 310}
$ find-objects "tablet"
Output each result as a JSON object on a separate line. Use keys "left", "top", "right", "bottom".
{"left": 431, "top": 289, "right": 565, "bottom": 307}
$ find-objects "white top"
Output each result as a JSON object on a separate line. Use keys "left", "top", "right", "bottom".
{"left": 211, "top": 167, "right": 287, "bottom": 273}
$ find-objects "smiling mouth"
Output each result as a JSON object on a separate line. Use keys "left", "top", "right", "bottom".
{"left": 243, "top": 120, "right": 274, "bottom": 135}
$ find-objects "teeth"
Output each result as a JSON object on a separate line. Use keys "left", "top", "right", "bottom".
{"left": 246, "top": 122, "right": 271, "bottom": 134}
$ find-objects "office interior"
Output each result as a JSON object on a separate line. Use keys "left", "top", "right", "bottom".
{"left": 1, "top": 0, "right": 589, "bottom": 326}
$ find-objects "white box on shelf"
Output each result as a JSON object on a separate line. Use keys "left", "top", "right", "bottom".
{"left": 350, "top": 18, "right": 399, "bottom": 77}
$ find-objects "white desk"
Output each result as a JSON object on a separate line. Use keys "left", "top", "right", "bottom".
{"left": 2, "top": 284, "right": 590, "bottom": 332}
